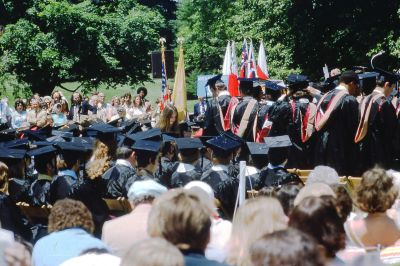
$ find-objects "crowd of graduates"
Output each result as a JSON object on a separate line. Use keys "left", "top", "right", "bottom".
{"left": 1, "top": 67, "right": 400, "bottom": 265}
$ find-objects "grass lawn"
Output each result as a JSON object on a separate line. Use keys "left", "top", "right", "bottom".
{"left": 2, "top": 77, "right": 197, "bottom": 113}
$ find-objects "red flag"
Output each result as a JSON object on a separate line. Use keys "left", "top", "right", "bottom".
{"left": 256, "top": 41, "right": 269, "bottom": 80}
{"left": 229, "top": 41, "right": 239, "bottom": 96}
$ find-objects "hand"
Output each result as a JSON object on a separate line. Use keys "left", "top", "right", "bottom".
{"left": 4, "top": 242, "right": 31, "bottom": 266}
{"left": 304, "top": 86, "right": 321, "bottom": 97}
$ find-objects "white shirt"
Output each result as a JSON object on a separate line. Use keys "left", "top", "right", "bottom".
{"left": 211, "top": 164, "right": 229, "bottom": 172}
{"left": 116, "top": 159, "right": 134, "bottom": 170}
{"left": 336, "top": 85, "right": 348, "bottom": 91}
{"left": 177, "top": 163, "right": 195, "bottom": 173}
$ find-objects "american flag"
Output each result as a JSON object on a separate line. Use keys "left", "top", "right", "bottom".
{"left": 161, "top": 60, "right": 167, "bottom": 100}
{"left": 239, "top": 39, "right": 248, "bottom": 78}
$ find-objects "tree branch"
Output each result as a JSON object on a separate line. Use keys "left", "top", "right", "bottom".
{"left": 58, "top": 83, "right": 83, "bottom": 93}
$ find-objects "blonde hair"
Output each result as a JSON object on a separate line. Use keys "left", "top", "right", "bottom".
{"left": 157, "top": 104, "right": 178, "bottom": 133}
{"left": 147, "top": 189, "right": 212, "bottom": 251}
{"left": 86, "top": 140, "right": 112, "bottom": 179}
{"left": 121, "top": 238, "right": 184, "bottom": 266}
{"left": 227, "top": 197, "right": 287, "bottom": 266}
{"left": 0, "top": 162, "right": 9, "bottom": 194}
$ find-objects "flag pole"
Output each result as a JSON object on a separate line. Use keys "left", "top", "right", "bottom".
{"left": 159, "top": 37, "right": 168, "bottom": 106}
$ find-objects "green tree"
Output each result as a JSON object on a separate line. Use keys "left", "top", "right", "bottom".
{"left": 0, "top": 0, "right": 166, "bottom": 95}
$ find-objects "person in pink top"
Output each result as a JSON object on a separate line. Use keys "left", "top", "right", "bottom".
{"left": 101, "top": 179, "right": 167, "bottom": 257}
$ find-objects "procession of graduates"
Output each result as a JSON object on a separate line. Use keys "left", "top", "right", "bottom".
{"left": 1, "top": 65, "right": 400, "bottom": 265}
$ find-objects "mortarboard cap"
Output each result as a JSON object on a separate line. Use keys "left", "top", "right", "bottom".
{"left": 198, "top": 136, "right": 214, "bottom": 145}
{"left": 206, "top": 74, "right": 223, "bottom": 89}
{"left": 175, "top": 138, "right": 203, "bottom": 151}
{"left": 221, "top": 131, "right": 245, "bottom": 145}
{"left": 162, "top": 133, "right": 177, "bottom": 143}
{"left": 46, "top": 135, "right": 67, "bottom": 143}
{"left": 0, "top": 148, "right": 26, "bottom": 161}
{"left": 205, "top": 135, "right": 241, "bottom": 155}
{"left": 179, "top": 121, "right": 196, "bottom": 132}
{"left": 27, "top": 145, "right": 57, "bottom": 158}
{"left": 264, "top": 80, "right": 286, "bottom": 91}
{"left": 287, "top": 74, "right": 309, "bottom": 91}
{"left": 358, "top": 72, "right": 378, "bottom": 93}
{"left": 127, "top": 128, "right": 162, "bottom": 142}
{"left": 374, "top": 68, "right": 400, "bottom": 84}
{"left": 31, "top": 140, "right": 53, "bottom": 147}
{"left": 325, "top": 74, "right": 341, "bottom": 84}
{"left": 132, "top": 139, "right": 161, "bottom": 153}
{"left": 22, "top": 130, "right": 47, "bottom": 141}
{"left": 0, "top": 138, "right": 29, "bottom": 149}
{"left": 246, "top": 142, "right": 269, "bottom": 156}
{"left": 55, "top": 141, "right": 88, "bottom": 153}
{"left": 264, "top": 135, "right": 292, "bottom": 148}
{"left": 69, "top": 137, "right": 94, "bottom": 151}
{"left": 0, "top": 129, "right": 16, "bottom": 142}
{"left": 51, "top": 130, "right": 74, "bottom": 139}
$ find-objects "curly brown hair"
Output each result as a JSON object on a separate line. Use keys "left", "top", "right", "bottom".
{"left": 356, "top": 167, "right": 398, "bottom": 213}
{"left": 48, "top": 199, "right": 94, "bottom": 234}
{"left": 0, "top": 161, "right": 9, "bottom": 194}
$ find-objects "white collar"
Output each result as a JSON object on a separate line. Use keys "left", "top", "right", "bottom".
{"left": 335, "top": 85, "right": 347, "bottom": 91}
{"left": 372, "top": 89, "right": 384, "bottom": 95}
{"left": 218, "top": 90, "right": 230, "bottom": 97}
{"left": 116, "top": 159, "right": 134, "bottom": 169}
{"left": 245, "top": 166, "right": 260, "bottom": 176}
{"left": 177, "top": 163, "right": 195, "bottom": 173}
{"left": 211, "top": 164, "right": 229, "bottom": 172}
{"left": 267, "top": 163, "right": 285, "bottom": 170}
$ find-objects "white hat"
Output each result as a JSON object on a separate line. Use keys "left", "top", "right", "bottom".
{"left": 127, "top": 180, "right": 167, "bottom": 201}
{"left": 294, "top": 182, "right": 336, "bottom": 206}
{"left": 184, "top": 181, "right": 214, "bottom": 199}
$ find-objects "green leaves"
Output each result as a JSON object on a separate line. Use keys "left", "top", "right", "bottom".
{"left": 0, "top": 0, "right": 168, "bottom": 95}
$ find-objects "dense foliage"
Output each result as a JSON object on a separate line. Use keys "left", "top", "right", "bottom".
{"left": 0, "top": 0, "right": 167, "bottom": 95}
{"left": 178, "top": 0, "right": 400, "bottom": 84}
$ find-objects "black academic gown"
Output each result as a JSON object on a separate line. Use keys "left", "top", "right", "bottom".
{"left": 203, "top": 97, "right": 226, "bottom": 136}
{"left": 259, "top": 167, "right": 301, "bottom": 188}
{"left": 49, "top": 173, "right": 77, "bottom": 204}
{"left": 314, "top": 89, "right": 359, "bottom": 175}
{"left": 155, "top": 157, "right": 177, "bottom": 188}
{"left": 8, "top": 178, "right": 31, "bottom": 203}
{"left": 0, "top": 193, "right": 32, "bottom": 241}
{"left": 69, "top": 178, "right": 109, "bottom": 237}
{"left": 125, "top": 169, "right": 159, "bottom": 191}
{"left": 195, "top": 157, "right": 212, "bottom": 174}
{"left": 357, "top": 92, "right": 397, "bottom": 171}
{"left": 29, "top": 175, "right": 52, "bottom": 206}
{"left": 102, "top": 163, "right": 136, "bottom": 198}
{"left": 232, "top": 96, "right": 259, "bottom": 141}
{"left": 170, "top": 163, "right": 203, "bottom": 188}
{"left": 200, "top": 165, "right": 232, "bottom": 191}
{"left": 286, "top": 98, "right": 316, "bottom": 169}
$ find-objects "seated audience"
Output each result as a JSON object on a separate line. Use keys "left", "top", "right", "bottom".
{"left": 32, "top": 199, "right": 109, "bottom": 266}
{"left": 306, "top": 165, "right": 341, "bottom": 186}
{"left": 102, "top": 179, "right": 167, "bottom": 257}
{"left": 250, "top": 228, "right": 325, "bottom": 266}
{"left": 290, "top": 196, "right": 346, "bottom": 265}
{"left": 345, "top": 167, "right": 400, "bottom": 249}
{"left": 27, "top": 98, "right": 47, "bottom": 127}
{"left": 121, "top": 238, "right": 184, "bottom": 266}
{"left": 11, "top": 99, "right": 28, "bottom": 129}
{"left": 51, "top": 103, "right": 67, "bottom": 127}
{"left": 147, "top": 189, "right": 229, "bottom": 266}
{"left": 227, "top": 197, "right": 287, "bottom": 266}
{"left": 276, "top": 183, "right": 303, "bottom": 216}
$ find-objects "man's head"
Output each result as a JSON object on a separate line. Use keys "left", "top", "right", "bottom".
{"left": 98, "top": 93, "right": 105, "bottom": 103}
{"left": 339, "top": 71, "right": 360, "bottom": 96}
{"left": 137, "top": 87, "right": 148, "bottom": 98}
{"left": 147, "top": 189, "right": 212, "bottom": 251}
{"left": 127, "top": 179, "right": 167, "bottom": 208}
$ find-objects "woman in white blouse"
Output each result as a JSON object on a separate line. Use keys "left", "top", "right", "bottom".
{"left": 11, "top": 99, "right": 29, "bottom": 129}
{"left": 127, "top": 95, "right": 146, "bottom": 119}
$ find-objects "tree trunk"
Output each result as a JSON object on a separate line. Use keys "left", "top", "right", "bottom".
{"left": 30, "top": 83, "right": 56, "bottom": 97}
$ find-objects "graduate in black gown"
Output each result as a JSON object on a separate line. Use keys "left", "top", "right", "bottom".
{"left": 125, "top": 139, "right": 162, "bottom": 190}
{"left": 171, "top": 138, "right": 203, "bottom": 188}
{"left": 231, "top": 79, "right": 259, "bottom": 141}
{"left": 102, "top": 146, "right": 136, "bottom": 198}
{"left": 355, "top": 70, "right": 398, "bottom": 171}
{"left": 0, "top": 151, "right": 32, "bottom": 241}
{"left": 313, "top": 71, "right": 360, "bottom": 175}
{"left": 203, "top": 74, "right": 229, "bottom": 136}
{"left": 200, "top": 135, "right": 241, "bottom": 218}
{"left": 27, "top": 146, "right": 57, "bottom": 206}
{"left": 245, "top": 142, "right": 268, "bottom": 190}
{"left": 49, "top": 142, "right": 82, "bottom": 204}
{"left": 259, "top": 135, "right": 302, "bottom": 188}
{"left": 156, "top": 139, "right": 178, "bottom": 188}
{"left": 285, "top": 74, "right": 317, "bottom": 169}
